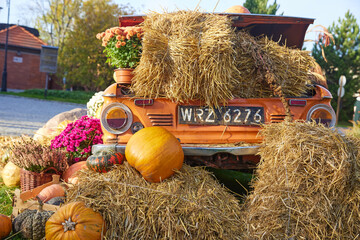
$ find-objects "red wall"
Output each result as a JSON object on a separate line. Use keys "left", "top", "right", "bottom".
{"left": 0, "top": 49, "right": 47, "bottom": 90}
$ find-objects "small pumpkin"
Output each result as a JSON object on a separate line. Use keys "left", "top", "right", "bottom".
{"left": 125, "top": 126, "right": 184, "bottom": 183}
{"left": 0, "top": 214, "right": 12, "bottom": 240}
{"left": 37, "top": 184, "right": 65, "bottom": 203}
{"left": 225, "top": 5, "right": 251, "bottom": 13}
{"left": 12, "top": 198, "right": 54, "bottom": 240}
{"left": 62, "top": 161, "right": 87, "bottom": 184}
{"left": 45, "top": 201, "right": 106, "bottom": 240}
{"left": 2, "top": 161, "right": 20, "bottom": 187}
{"left": 86, "top": 151, "right": 124, "bottom": 173}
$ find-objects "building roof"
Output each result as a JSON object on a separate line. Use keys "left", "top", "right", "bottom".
{"left": 0, "top": 24, "right": 40, "bottom": 37}
{"left": 0, "top": 25, "right": 46, "bottom": 50}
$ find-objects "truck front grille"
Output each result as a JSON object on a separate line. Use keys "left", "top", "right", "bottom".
{"left": 147, "top": 113, "right": 173, "bottom": 126}
{"left": 270, "top": 114, "right": 287, "bottom": 123}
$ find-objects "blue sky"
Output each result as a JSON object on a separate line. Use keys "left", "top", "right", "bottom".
{"left": 126, "top": 0, "right": 360, "bottom": 30}
{"left": 1, "top": 0, "right": 359, "bottom": 49}
{"left": 2, "top": 0, "right": 359, "bottom": 27}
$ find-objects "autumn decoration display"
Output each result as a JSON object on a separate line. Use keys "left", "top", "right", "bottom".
{"left": 12, "top": 198, "right": 54, "bottom": 240}
{"left": 96, "top": 26, "right": 143, "bottom": 69}
{"left": 10, "top": 137, "right": 68, "bottom": 174}
{"left": 1, "top": 161, "right": 20, "bottom": 187}
{"left": 50, "top": 116, "right": 103, "bottom": 163}
{"left": 45, "top": 201, "right": 106, "bottom": 240}
{"left": 62, "top": 161, "right": 88, "bottom": 184}
{"left": 86, "top": 151, "right": 124, "bottom": 173}
{"left": 37, "top": 184, "right": 65, "bottom": 203}
{"left": 125, "top": 126, "right": 184, "bottom": 183}
{"left": 86, "top": 91, "right": 104, "bottom": 118}
{"left": 0, "top": 214, "right": 12, "bottom": 239}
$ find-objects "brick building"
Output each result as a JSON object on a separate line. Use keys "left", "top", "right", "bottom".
{"left": 0, "top": 24, "right": 50, "bottom": 90}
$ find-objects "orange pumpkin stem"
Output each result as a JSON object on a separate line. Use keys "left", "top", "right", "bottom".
{"left": 62, "top": 217, "right": 77, "bottom": 232}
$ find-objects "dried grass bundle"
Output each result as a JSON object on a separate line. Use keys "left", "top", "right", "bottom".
{"left": 132, "top": 11, "right": 237, "bottom": 107}
{"left": 131, "top": 12, "right": 174, "bottom": 99}
{"left": 241, "top": 121, "right": 360, "bottom": 239}
{"left": 234, "top": 31, "right": 316, "bottom": 98}
{"left": 165, "top": 11, "right": 203, "bottom": 102}
{"left": 0, "top": 136, "right": 20, "bottom": 169}
{"left": 66, "top": 163, "right": 243, "bottom": 239}
{"left": 132, "top": 11, "right": 318, "bottom": 110}
{"left": 198, "top": 14, "right": 238, "bottom": 104}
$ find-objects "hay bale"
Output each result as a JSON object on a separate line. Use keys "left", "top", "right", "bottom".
{"left": 131, "top": 12, "right": 174, "bottom": 99}
{"left": 66, "top": 162, "right": 243, "bottom": 239}
{"left": 132, "top": 11, "right": 237, "bottom": 107}
{"left": 241, "top": 121, "right": 360, "bottom": 239}
{"left": 234, "top": 31, "right": 316, "bottom": 98}
{"left": 132, "top": 11, "right": 318, "bottom": 108}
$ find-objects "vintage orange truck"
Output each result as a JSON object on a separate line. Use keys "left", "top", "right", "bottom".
{"left": 92, "top": 13, "right": 335, "bottom": 169}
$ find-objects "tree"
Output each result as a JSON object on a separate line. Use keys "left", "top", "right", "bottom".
{"left": 32, "top": 0, "right": 82, "bottom": 50}
{"left": 243, "top": 0, "right": 280, "bottom": 15}
{"left": 60, "top": 0, "right": 136, "bottom": 91}
{"left": 312, "top": 11, "right": 360, "bottom": 123}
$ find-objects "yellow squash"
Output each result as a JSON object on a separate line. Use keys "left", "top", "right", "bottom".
{"left": 2, "top": 161, "right": 20, "bottom": 187}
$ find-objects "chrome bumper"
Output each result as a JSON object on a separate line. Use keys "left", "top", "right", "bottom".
{"left": 92, "top": 144, "right": 260, "bottom": 156}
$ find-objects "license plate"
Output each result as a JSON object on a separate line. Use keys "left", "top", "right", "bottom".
{"left": 178, "top": 106, "right": 264, "bottom": 125}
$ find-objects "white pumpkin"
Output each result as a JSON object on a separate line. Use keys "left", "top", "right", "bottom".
{"left": 2, "top": 161, "right": 21, "bottom": 187}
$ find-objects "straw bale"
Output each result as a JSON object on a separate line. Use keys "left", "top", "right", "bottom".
{"left": 131, "top": 12, "right": 175, "bottom": 99}
{"left": 132, "top": 11, "right": 237, "bottom": 107}
{"left": 66, "top": 162, "right": 243, "bottom": 239}
{"left": 197, "top": 14, "right": 238, "bottom": 104}
{"left": 241, "top": 121, "right": 360, "bottom": 239}
{"left": 132, "top": 11, "right": 318, "bottom": 109}
{"left": 234, "top": 32, "right": 316, "bottom": 99}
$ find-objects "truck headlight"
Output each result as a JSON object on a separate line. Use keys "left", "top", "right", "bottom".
{"left": 306, "top": 104, "right": 336, "bottom": 127}
{"left": 101, "top": 103, "right": 133, "bottom": 134}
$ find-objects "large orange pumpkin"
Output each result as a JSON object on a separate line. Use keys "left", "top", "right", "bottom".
{"left": 0, "top": 214, "right": 12, "bottom": 239}
{"left": 45, "top": 202, "right": 105, "bottom": 240}
{"left": 62, "top": 161, "right": 87, "bottom": 184}
{"left": 125, "top": 126, "right": 184, "bottom": 183}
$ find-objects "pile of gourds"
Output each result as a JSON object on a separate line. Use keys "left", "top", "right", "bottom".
{"left": 84, "top": 126, "right": 184, "bottom": 183}
{"left": 1, "top": 126, "right": 184, "bottom": 239}
{"left": 6, "top": 201, "right": 105, "bottom": 240}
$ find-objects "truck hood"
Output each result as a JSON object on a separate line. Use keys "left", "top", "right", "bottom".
{"left": 119, "top": 13, "right": 314, "bottom": 49}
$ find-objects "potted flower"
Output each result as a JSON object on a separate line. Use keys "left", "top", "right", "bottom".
{"left": 10, "top": 137, "right": 69, "bottom": 191}
{"left": 50, "top": 115, "right": 103, "bottom": 163}
{"left": 96, "top": 26, "right": 143, "bottom": 84}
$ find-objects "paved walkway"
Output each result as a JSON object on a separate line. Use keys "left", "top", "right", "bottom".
{"left": 0, "top": 95, "right": 86, "bottom": 136}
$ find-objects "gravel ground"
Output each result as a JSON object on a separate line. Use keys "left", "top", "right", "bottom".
{"left": 0, "top": 95, "right": 86, "bottom": 136}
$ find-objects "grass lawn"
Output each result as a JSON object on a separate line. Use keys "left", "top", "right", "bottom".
{"left": 337, "top": 120, "right": 353, "bottom": 128}
{"left": 0, "top": 178, "right": 17, "bottom": 216}
{"left": 0, "top": 89, "right": 95, "bottom": 105}
{"left": 0, "top": 178, "right": 26, "bottom": 239}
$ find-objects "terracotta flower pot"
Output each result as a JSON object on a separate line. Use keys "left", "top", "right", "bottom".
{"left": 113, "top": 68, "right": 134, "bottom": 84}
